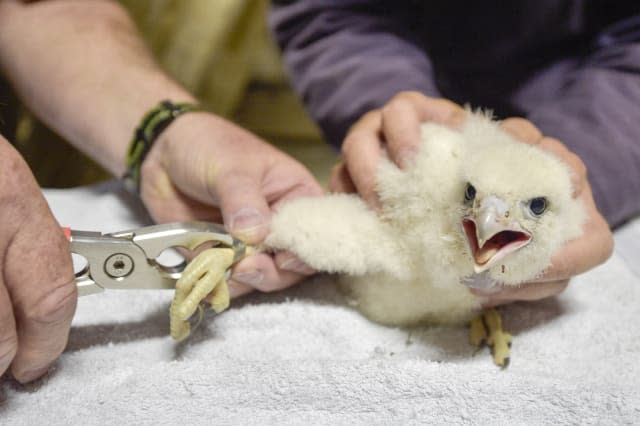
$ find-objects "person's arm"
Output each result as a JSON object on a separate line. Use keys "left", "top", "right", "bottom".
{"left": 0, "top": 0, "right": 323, "bottom": 294}
{"left": 271, "top": 0, "right": 447, "bottom": 206}
{"left": 0, "top": 0, "right": 191, "bottom": 176}
{"left": 270, "top": 0, "right": 441, "bottom": 148}
{"left": 513, "top": 31, "right": 640, "bottom": 227}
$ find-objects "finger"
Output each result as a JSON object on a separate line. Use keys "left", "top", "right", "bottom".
{"left": 230, "top": 253, "right": 309, "bottom": 293}
{"left": 328, "top": 162, "right": 357, "bottom": 194}
{"left": 390, "top": 93, "right": 466, "bottom": 127}
{"left": 0, "top": 283, "right": 18, "bottom": 378}
{"left": 383, "top": 93, "right": 465, "bottom": 168}
{"left": 381, "top": 95, "right": 424, "bottom": 168}
{"left": 228, "top": 280, "right": 253, "bottom": 298}
{"left": 215, "top": 173, "right": 272, "bottom": 245}
{"left": 274, "top": 251, "right": 315, "bottom": 275}
{"left": 500, "top": 117, "right": 543, "bottom": 144}
{"left": 478, "top": 280, "right": 570, "bottom": 307}
{"left": 342, "top": 110, "right": 384, "bottom": 208}
{"left": 6, "top": 222, "right": 77, "bottom": 383}
{"left": 267, "top": 167, "right": 325, "bottom": 210}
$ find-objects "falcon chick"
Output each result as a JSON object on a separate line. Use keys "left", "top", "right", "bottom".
{"left": 265, "top": 112, "right": 586, "bottom": 328}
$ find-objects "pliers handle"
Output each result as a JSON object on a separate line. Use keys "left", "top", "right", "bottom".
{"left": 65, "top": 222, "right": 246, "bottom": 296}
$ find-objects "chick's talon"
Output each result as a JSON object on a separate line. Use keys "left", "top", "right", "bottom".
{"left": 469, "top": 308, "right": 512, "bottom": 368}
{"left": 469, "top": 315, "right": 488, "bottom": 347}
{"left": 484, "top": 308, "right": 512, "bottom": 368}
{"left": 169, "top": 248, "right": 235, "bottom": 341}
{"left": 489, "top": 330, "right": 512, "bottom": 368}
{"left": 208, "top": 276, "right": 230, "bottom": 313}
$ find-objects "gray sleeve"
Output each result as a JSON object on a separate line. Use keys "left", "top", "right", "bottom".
{"left": 270, "top": 0, "right": 441, "bottom": 148}
{"left": 522, "top": 40, "right": 640, "bottom": 227}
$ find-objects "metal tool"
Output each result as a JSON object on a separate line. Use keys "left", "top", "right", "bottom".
{"left": 66, "top": 221, "right": 246, "bottom": 296}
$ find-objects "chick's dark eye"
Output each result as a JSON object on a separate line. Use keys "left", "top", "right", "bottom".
{"left": 529, "top": 197, "right": 548, "bottom": 216}
{"left": 464, "top": 183, "right": 476, "bottom": 203}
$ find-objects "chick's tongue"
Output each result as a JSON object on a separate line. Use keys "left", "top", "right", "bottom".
{"left": 475, "top": 242, "right": 499, "bottom": 265}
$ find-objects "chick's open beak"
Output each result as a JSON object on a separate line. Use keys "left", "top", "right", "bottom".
{"left": 463, "top": 195, "right": 531, "bottom": 273}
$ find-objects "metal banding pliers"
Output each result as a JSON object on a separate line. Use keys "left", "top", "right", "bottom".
{"left": 65, "top": 222, "right": 246, "bottom": 296}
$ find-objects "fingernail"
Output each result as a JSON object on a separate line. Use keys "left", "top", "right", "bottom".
{"left": 278, "top": 256, "right": 315, "bottom": 275}
{"left": 15, "top": 365, "right": 49, "bottom": 383}
{"left": 231, "top": 270, "right": 264, "bottom": 287}
{"left": 227, "top": 281, "right": 254, "bottom": 298}
{"left": 229, "top": 208, "right": 267, "bottom": 240}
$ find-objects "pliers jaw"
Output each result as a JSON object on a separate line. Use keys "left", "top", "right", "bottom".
{"left": 69, "top": 221, "right": 246, "bottom": 296}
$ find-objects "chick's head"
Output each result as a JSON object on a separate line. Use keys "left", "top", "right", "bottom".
{"left": 458, "top": 115, "right": 586, "bottom": 285}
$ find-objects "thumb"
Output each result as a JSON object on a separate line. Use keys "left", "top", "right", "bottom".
{"left": 216, "top": 173, "right": 271, "bottom": 245}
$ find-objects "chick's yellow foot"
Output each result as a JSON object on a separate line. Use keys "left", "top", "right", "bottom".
{"left": 208, "top": 275, "right": 230, "bottom": 313}
{"left": 469, "top": 315, "right": 488, "bottom": 347}
{"left": 469, "top": 308, "right": 512, "bottom": 368}
{"left": 170, "top": 248, "right": 235, "bottom": 341}
{"left": 484, "top": 308, "right": 512, "bottom": 368}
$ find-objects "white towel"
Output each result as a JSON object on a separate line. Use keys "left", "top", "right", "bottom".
{"left": 2, "top": 181, "right": 639, "bottom": 424}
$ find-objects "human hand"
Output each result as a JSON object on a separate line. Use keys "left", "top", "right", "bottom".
{"left": 0, "top": 137, "right": 76, "bottom": 383}
{"left": 140, "top": 112, "right": 323, "bottom": 297}
{"left": 330, "top": 92, "right": 466, "bottom": 207}
{"left": 470, "top": 117, "right": 613, "bottom": 306}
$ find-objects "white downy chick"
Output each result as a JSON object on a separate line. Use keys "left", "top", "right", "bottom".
{"left": 265, "top": 112, "right": 586, "bottom": 326}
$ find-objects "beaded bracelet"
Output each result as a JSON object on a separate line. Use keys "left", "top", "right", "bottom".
{"left": 123, "top": 100, "right": 200, "bottom": 193}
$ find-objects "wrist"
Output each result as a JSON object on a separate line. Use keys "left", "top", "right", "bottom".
{"left": 123, "top": 100, "right": 201, "bottom": 194}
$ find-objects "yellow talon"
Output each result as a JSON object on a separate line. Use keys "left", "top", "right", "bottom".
{"left": 484, "top": 308, "right": 512, "bottom": 368}
{"left": 469, "top": 308, "right": 512, "bottom": 368}
{"left": 469, "top": 315, "right": 488, "bottom": 347}
{"left": 169, "top": 247, "right": 236, "bottom": 341}
{"left": 208, "top": 276, "right": 230, "bottom": 313}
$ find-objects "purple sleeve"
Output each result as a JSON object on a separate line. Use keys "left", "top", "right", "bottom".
{"left": 271, "top": 3, "right": 640, "bottom": 225}
{"left": 270, "top": 0, "right": 441, "bottom": 148}
{"left": 516, "top": 40, "right": 640, "bottom": 227}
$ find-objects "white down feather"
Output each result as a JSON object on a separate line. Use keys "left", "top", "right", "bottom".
{"left": 264, "top": 112, "right": 585, "bottom": 326}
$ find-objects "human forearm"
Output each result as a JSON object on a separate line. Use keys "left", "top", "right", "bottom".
{"left": 270, "top": 0, "right": 440, "bottom": 147}
{"left": 519, "top": 43, "right": 640, "bottom": 226}
{"left": 0, "top": 0, "right": 326, "bottom": 313}
{"left": 0, "top": 0, "right": 195, "bottom": 176}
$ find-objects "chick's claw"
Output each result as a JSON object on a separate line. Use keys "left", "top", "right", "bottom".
{"left": 170, "top": 306, "right": 192, "bottom": 341}
{"left": 170, "top": 247, "right": 235, "bottom": 341}
{"left": 208, "top": 275, "right": 230, "bottom": 313}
